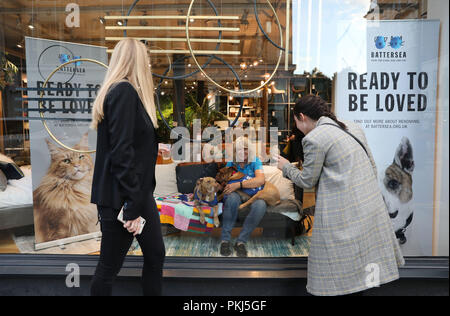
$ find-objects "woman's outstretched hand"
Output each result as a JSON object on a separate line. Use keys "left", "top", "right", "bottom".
{"left": 273, "top": 154, "right": 290, "bottom": 171}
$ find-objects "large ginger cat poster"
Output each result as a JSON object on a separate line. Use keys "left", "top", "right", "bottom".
{"left": 33, "top": 134, "right": 99, "bottom": 244}
{"left": 25, "top": 38, "right": 107, "bottom": 249}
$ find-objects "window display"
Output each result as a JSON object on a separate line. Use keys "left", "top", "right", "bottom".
{"left": 0, "top": 0, "right": 448, "bottom": 261}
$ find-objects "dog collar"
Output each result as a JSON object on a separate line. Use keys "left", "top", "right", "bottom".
{"left": 195, "top": 191, "right": 218, "bottom": 207}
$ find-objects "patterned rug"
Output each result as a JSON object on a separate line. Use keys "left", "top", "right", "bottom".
{"left": 11, "top": 226, "right": 311, "bottom": 257}
{"left": 128, "top": 234, "right": 311, "bottom": 257}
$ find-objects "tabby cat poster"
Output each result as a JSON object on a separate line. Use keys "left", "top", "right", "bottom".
{"left": 335, "top": 21, "right": 440, "bottom": 256}
{"left": 25, "top": 37, "right": 107, "bottom": 249}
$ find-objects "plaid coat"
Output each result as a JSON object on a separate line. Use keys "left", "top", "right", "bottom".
{"left": 283, "top": 116, "right": 404, "bottom": 296}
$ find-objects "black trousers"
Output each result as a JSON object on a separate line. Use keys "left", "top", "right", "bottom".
{"left": 90, "top": 202, "right": 166, "bottom": 296}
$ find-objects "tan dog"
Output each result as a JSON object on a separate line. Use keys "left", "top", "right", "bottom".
{"left": 192, "top": 177, "right": 221, "bottom": 227}
{"left": 215, "top": 166, "right": 281, "bottom": 210}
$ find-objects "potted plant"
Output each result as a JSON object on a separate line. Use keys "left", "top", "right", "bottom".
{"left": 156, "top": 92, "right": 227, "bottom": 144}
{"left": 0, "top": 52, "right": 18, "bottom": 89}
{"left": 185, "top": 94, "right": 227, "bottom": 131}
{"left": 156, "top": 94, "right": 174, "bottom": 143}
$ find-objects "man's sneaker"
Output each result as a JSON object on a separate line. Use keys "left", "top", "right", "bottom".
{"left": 234, "top": 242, "right": 248, "bottom": 257}
{"left": 220, "top": 241, "right": 232, "bottom": 256}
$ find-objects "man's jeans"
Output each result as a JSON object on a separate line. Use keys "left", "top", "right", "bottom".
{"left": 221, "top": 192, "right": 267, "bottom": 243}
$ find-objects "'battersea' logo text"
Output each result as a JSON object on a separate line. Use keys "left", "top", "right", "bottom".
{"left": 372, "top": 35, "right": 406, "bottom": 61}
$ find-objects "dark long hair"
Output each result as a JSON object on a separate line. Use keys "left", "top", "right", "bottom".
{"left": 293, "top": 95, "right": 346, "bottom": 130}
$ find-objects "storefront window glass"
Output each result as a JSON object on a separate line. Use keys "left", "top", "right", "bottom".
{"left": 0, "top": 0, "right": 448, "bottom": 258}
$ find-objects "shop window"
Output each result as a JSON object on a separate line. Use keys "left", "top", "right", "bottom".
{"left": 0, "top": 0, "right": 448, "bottom": 258}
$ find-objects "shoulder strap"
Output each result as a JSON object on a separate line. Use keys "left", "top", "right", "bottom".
{"left": 321, "top": 123, "right": 369, "bottom": 157}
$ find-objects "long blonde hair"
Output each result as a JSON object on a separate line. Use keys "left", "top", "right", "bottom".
{"left": 91, "top": 38, "right": 159, "bottom": 130}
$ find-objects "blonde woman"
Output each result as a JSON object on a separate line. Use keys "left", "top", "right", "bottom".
{"left": 90, "top": 38, "right": 165, "bottom": 296}
{"left": 220, "top": 136, "right": 266, "bottom": 257}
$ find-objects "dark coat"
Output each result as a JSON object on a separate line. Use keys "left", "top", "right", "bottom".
{"left": 91, "top": 81, "right": 158, "bottom": 221}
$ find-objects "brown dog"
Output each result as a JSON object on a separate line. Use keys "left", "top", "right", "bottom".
{"left": 192, "top": 177, "right": 221, "bottom": 227}
{"left": 215, "top": 166, "right": 281, "bottom": 210}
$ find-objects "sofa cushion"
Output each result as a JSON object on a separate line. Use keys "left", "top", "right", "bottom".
{"left": 154, "top": 162, "right": 179, "bottom": 196}
{"left": 0, "top": 161, "right": 25, "bottom": 180}
{"left": 175, "top": 162, "right": 219, "bottom": 194}
{"left": 0, "top": 169, "right": 7, "bottom": 192}
{"left": 0, "top": 153, "right": 14, "bottom": 164}
{"left": 262, "top": 165, "right": 295, "bottom": 200}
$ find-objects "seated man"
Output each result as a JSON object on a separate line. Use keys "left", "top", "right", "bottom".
{"left": 220, "top": 136, "right": 266, "bottom": 257}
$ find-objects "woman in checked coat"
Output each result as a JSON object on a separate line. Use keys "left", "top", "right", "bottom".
{"left": 275, "top": 95, "right": 404, "bottom": 296}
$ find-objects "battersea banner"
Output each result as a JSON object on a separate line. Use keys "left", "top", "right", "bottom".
{"left": 336, "top": 20, "right": 440, "bottom": 256}
{"left": 25, "top": 37, "right": 107, "bottom": 250}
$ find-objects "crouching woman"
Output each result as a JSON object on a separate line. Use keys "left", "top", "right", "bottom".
{"left": 275, "top": 95, "right": 404, "bottom": 296}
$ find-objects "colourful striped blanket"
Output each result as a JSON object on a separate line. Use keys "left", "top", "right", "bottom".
{"left": 155, "top": 194, "right": 223, "bottom": 234}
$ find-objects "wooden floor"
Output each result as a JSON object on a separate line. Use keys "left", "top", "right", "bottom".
{"left": 303, "top": 191, "right": 315, "bottom": 209}
{"left": 0, "top": 230, "right": 20, "bottom": 254}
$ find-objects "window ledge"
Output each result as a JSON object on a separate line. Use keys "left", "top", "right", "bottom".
{"left": 0, "top": 254, "right": 448, "bottom": 280}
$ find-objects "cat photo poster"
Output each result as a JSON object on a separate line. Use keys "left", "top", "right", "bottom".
{"left": 25, "top": 38, "right": 108, "bottom": 249}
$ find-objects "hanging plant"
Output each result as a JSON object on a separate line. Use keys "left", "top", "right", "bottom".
{"left": 0, "top": 53, "right": 18, "bottom": 90}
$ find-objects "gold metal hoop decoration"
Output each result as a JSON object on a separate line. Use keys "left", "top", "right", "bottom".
{"left": 185, "top": 0, "right": 284, "bottom": 95}
{"left": 39, "top": 58, "right": 108, "bottom": 153}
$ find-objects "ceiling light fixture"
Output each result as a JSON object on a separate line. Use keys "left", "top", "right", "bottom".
{"left": 266, "top": 21, "right": 272, "bottom": 34}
